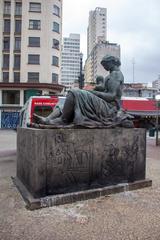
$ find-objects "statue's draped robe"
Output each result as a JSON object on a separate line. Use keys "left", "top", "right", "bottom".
{"left": 70, "top": 89, "right": 118, "bottom": 127}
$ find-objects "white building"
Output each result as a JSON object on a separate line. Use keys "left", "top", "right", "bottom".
{"left": 87, "top": 7, "right": 107, "bottom": 57}
{"left": 85, "top": 41, "right": 120, "bottom": 84}
{"left": 61, "top": 33, "right": 81, "bottom": 90}
{"left": 0, "top": 0, "right": 63, "bottom": 128}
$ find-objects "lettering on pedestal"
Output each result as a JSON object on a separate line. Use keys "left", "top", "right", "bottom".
{"left": 101, "top": 136, "right": 139, "bottom": 181}
{"left": 47, "top": 133, "right": 92, "bottom": 171}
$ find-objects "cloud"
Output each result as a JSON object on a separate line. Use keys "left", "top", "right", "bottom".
{"left": 63, "top": 0, "right": 160, "bottom": 83}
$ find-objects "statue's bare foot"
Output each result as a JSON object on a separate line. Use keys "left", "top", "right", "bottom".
{"left": 33, "top": 113, "right": 47, "bottom": 124}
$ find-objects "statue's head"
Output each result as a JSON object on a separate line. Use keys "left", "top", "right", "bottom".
{"left": 96, "top": 76, "right": 104, "bottom": 85}
{"left": 101, "top": 55, "right": 121, "bottom": 71}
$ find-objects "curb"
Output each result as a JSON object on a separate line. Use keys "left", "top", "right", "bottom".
{"left": 0, "top": 150, "right": 16, "bottom": 158}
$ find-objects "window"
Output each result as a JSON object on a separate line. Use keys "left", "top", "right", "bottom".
{"left": 28, "top": 37, "right": 40, "bottom": 47}
{"left": 28, "top": 54, "right": 40, "bottom": 64}
{"left": 14, "top": 72, "right": 20, "bottom": 82}
{"left": 52, "top": 56, "right": 59, "bottom": 66}
{"left": 15, "top": 20, "right": 21, "bottom": 33}
{"left": 3, "top": 72, "right": 9, "bottom": 82}
{"left": 53, "top": 22, "right": 59, "bottom": 33}
{"left": 29, "top": 20, "right": 41, "bottom": 30}
{"left": 29, "top": 2, "right": 41, "bottom": 12}
{"left": 3, "top": 37, "right": 10, "bottom": 51}
{"left": 2, "top": 90, "right": 20, "bottom": 105}
{"left": 52, "top": 73, "right": 58, "bottom": 83}
{"left": 3, "top": 54, "right": 9, "bottom": 69}
{"left": 28, "top": 72, "right": 39, "bottom": 82}
{"left": 14, "top": 37, "right": 21, "bottom": 50}
{"left": 4, "top": 19, "right": 10, "bottom": 33}
{"left": 14, "top": 55, "right": 20, "bottom": 69}
{"left": 53, "top": 5, "right": 60, "bottom": 16}
{"left": 15, "top": 2, "right": 22, "bottom": 15}
{"left": 4, "top": 1, "right": 11, "bottom": 15}
{"left": 52, "top": 39, "right": 59, "bottom": 49}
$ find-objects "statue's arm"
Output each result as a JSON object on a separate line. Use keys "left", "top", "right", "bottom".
{"left": 91, "top": 79, "right": 121, "bottom": 102}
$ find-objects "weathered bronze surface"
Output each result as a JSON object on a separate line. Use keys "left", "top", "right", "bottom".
{"left": 17, "top": 128, "right": 147, "bottom": 198}
{"left": 33, "top": 55, "right": 133, "bottom": 128}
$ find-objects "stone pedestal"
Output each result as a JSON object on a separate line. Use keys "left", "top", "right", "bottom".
{"left": 15, "top": 127, "right": 151, "bottom": 208}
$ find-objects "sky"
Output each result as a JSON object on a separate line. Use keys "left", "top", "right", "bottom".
{"left": 63, "top": 0, "right": 160, "bottom": 84}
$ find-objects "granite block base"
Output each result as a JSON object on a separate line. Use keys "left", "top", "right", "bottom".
{"left": 13, "top": 177, "right": 152, "bottom": 210}
{"left": 16, "top": 127, "right": 151, "bottom": 206}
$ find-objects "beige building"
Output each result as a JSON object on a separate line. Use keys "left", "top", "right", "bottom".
{"left": 0, "top": 0, "right": 63, "bottom": 106}
{"left": 85, "top": 41, "right": 120, "bottom": 84}
{"left": 85, "top": 7, "right": 120, "bottom": 84}
{"left": 0, "top": 0, "right": 63, "bottom": 128}
{"left": 87, "top": 7, "right": 107, "bottom": 57}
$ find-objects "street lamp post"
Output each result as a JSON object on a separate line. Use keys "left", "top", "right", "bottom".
{"left": 155, "top": 94, "right": 160, "bottom": 146}
{"left": 132, "top": 58, "right": 135, "bottom": 83}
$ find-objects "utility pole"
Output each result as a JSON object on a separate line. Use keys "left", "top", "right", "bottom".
{"left": 132, "top": 58, "right": 135, "bottom": 83}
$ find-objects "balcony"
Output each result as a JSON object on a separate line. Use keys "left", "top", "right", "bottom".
{"left": 3, "top": 13, "right": 11, "bottom": 18}
{"left": 14, "top": 31, "right": 21, "bottom": 36}
{"left": 15, "top": 9, "right": 22, "bottom": 18}
{"left": 2, "top": 67, "right": 9, "bottom": 71}
{"left": 3, "top": 48, "right": 10, "bottom": 53}
{"left": 3, "top": 31, "right": 10, "bottom": 36}
{"left": 14, "top": 49, "right": 21, "bottom": 53}
{"left": 3, "top": 9, "right": 11, "bottom": 17}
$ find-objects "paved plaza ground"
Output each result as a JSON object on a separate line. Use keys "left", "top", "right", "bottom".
{"left": 0, "top": 130, "right": 160, "bottom": 240}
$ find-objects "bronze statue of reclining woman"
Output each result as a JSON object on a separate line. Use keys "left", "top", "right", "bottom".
{"left": 33, "top": 55, "right": 133, "bottom": 128}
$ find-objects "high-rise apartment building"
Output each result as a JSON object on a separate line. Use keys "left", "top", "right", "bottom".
{"left": 0, "top": 0, "right": 63, "bottom": 107}
{"left": 61, "top": 33, "right": 80, "bottom": 90}
{"left": 85, "top": 7, "right": 121, "bottom": 84}
{"left": 87, "top": 7, "right": 107, "bottom": 57}
{"left": 85, "top": 41, "right": 120, "bottom": 83}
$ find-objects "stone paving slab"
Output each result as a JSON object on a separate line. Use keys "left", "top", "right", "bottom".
{"left": 0, "top": 138, "right": 160, "bottom": 240}
{"left": 0, "top": 150, "right": 16, "bottom": 158}
{"left": 0, "top": 130, "right": 16, "bottom": 152}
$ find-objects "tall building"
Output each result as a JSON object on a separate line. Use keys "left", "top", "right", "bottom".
{"left": 0, "top": 0, "right": 63, "bottom": 106}
{"left": 85, "top": 7, "right": 121, "bottom": 84}
{"left": 87, "top": 7, "right": 107, "bottom": 57}
{"left": 61, "top": 33, "right": 80, "bottom": 90}
{"left": 85, "top": 41, "right": 120, "bottom": 83}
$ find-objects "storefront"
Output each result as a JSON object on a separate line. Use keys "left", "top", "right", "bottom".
{"left": 0, "top": 82, "right": 64, "bottom": 129}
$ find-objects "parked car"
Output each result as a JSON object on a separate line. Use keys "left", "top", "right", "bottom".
{"left": 19, "top": 96, "right": 66, "bottom": 128}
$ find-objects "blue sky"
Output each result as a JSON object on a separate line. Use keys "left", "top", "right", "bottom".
{"left": 63, "top": 0, "right": 160, "bottom": 84}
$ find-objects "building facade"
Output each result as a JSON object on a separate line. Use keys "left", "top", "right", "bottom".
{"left": 0, "top": 0, "right": 63, "bottom": 128}
{"left": 152, "top": 75, "right": 160, "bottom": 90}
{"left": 87, "top": 7, "right": 107, "bottom": 57}
{"left": 123, "top": 83, "right": 157, "bottom": 99}
{"left": 61, "top": 33, "right": 80, "bottom": 90}
{"left": 85, "top": 7, "right": 121, "bottom": 84}
{"left": 85, "top": 41, "right": 120, "bottom": 84}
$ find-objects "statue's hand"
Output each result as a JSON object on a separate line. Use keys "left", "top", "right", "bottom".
{"left": 94, "top": 85, "right": 105, "bottom": 92}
